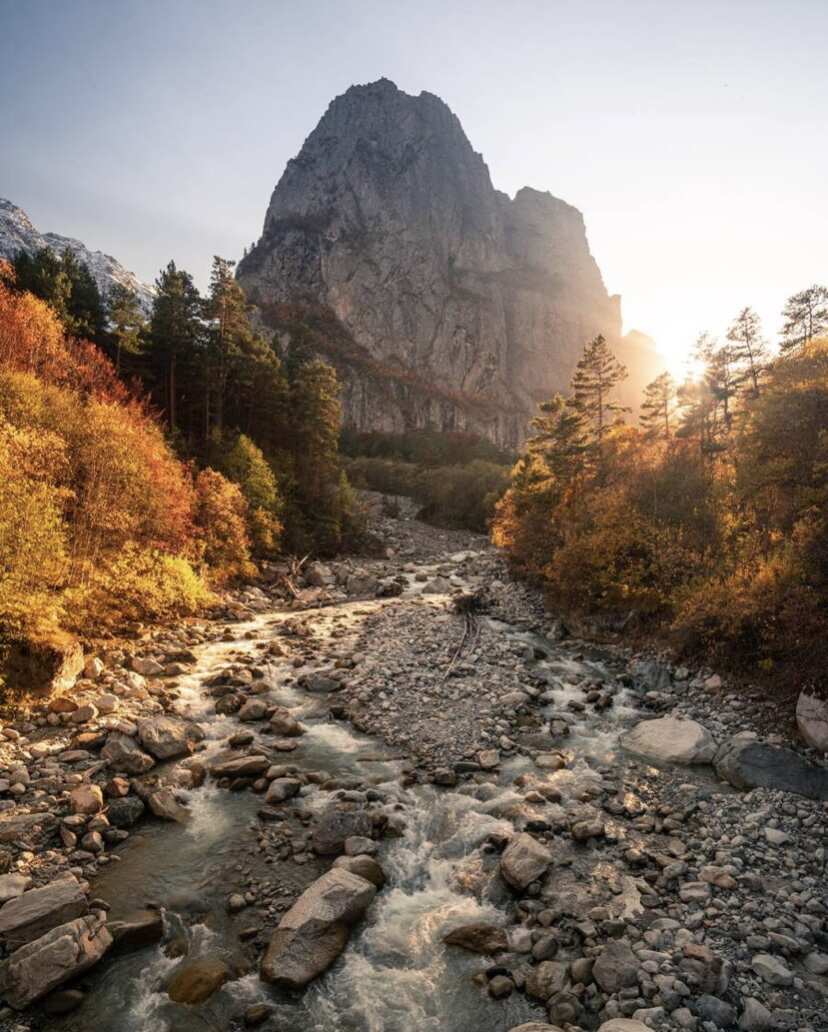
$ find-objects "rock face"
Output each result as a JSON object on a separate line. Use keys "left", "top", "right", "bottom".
{"left": 260, "top": 868, "right": 376, "bottom": 988}
{"left": 0, "top": 197, "right": 154, "bottom": 311}
{"left": 237, "top": 79, "right": 661, "bottom": 447}
{"left": 621, "top": 717, "right": 717, "bottom": 766}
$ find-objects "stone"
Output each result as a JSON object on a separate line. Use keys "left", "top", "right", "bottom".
{"left": 69, "top": 783, "right": 104, "bottom": 815}
{"left": 751, "top": 953, "right": 793, "bottom": 986}
{"left": 738, "top": 997, "right": 774, "bottom": 1031}
{"left": 2, "top": 637, "right": 84, "bottom": 699}
{"left": 107, "top": 796, "right": 145, "bottom": 828}
{"left": 107, "top": 909, "right": 164, "bottom": 952}
{"left": 488, "top": 974, "right": 514, "bottom": 998}
{"left": 598, "top": 1024, "right": 651, "bottom": 1032}
{"left": 442, "top": 923, "right": 508, "bottom": 954}
{"left": 0, "top": 874, "right": 31, "bottom": 903}
{"left": 166, "top": 957, "right": 230, "bottom": 1004}
{"left": 593, "top": 941, "right": 639, "bottom": 993}
{"left": 332, "top": 855, "right": 386, "bottom": 888}
{"left": 621, "top": 717, "right": 716, "bottom": 765}
{"left": 244, "top": 1003, "right": 272, "bottom": 1027}
{"left": 69, "top": 703, "right": 98, "bottom": 724}
{"left": 147, "top": 788, "right": 189, "bottom": 823}
{"left": 0, "top": 912, "right": 111, "bottom": 1009}
{"left": 803, "top": 951, "right": 828, "bottom": 975}
{"left": 312, "top": 806, "right": 373, "bottom": 855}
{"left": 0, "top": 874, "right": 87, "bottom": 948}
{"left": 696, "top": 995, "right": 736, "bottom": 1027}
{"left": 43, "top": 988, "right": 85, "bottom": 1015}
{"left": 795, "top": 689, "right": 828, "bottom": 752}
{"left": 526, "top": 960, "right": 569, "bottom": 1001}
{"left": 508, "top": 1026, "right": 565, "bottom": 1032}
{"left": 83, "top": 656, "right": 104, "bottom": 680}
{"left": 260, "top": 868, "right": 376, "bottom": 988}
{"left": 101, "top": 733, "right": 155, "bottom": 775}
{"left": 715, "top": 733, "right": 828, "bottom": 800}
{"left": 238, "top": 699, "right": 269, "bottom": 722}
{"left": 344, "top": 835, "right": 376, "bottom": 856}
{"left": 265, "top": 778, "right": 301, "bottom": 804}
{"left": 269, "top": 706, "right": 305, "bottom": 737}
{"left": 48, "top": 696, "right": 78, "bottom": 714}
{"left": 136, "top": 716, "right": 198, "bottom": 759}
{"left": 679, "top": 943, "right": 729, "bottom": 995}
{"left": 131, "top": 656, "right": 164, "bottom": 677}
{"left": 500, "top": 833, "right": 553, "bottom": 890}
{"left": 699, "top": 865, "right": 737, "bottom": 890}
{"left": 209, "top": 754, "right": 270, "bottom": 778}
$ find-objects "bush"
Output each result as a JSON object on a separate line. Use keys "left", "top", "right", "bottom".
{"left": 193, "top": 468, "right": 255, "bottom": 583}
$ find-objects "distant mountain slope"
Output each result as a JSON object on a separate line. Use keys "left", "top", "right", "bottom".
{"left": 0, "top": 198, "right": 154, "bottom": 312}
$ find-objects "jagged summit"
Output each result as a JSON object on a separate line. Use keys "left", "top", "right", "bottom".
{"left": 238, "top": 82, "right": 660, "bottom": 446}
{"left": 0, "top": 198, "right": 154, "bottom": 311}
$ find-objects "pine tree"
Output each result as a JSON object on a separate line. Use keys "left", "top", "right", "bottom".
{"left": 148, "top": 261, "right": 203, "bottom": 433}
{"left": 61, "top": 249, "right": 106, "bottom": 342}
{"left": 639, "top": 371, "right": 676, "bottom": 440}
{"left": 780, "top": 284, "right": 828, "bottom": 353}
{"left": 726, "top": 306, "right": 768, "bottom": 395}
{"left": 12, "top": 247, "right": 71, "bottom": 322}
{"left": 527, "top": 394, "right": 587, "bottom": 482}
{"left": 205, "top": 256, "right": 250, "bottom": 434}
{"left": 106, "top": 283, "right": 145, "bottom": 372}
{"left": 570, "top": 335, "right": 629, "bottom": 471}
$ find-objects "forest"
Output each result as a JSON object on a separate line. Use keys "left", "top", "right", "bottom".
{"left": 494, "top": 286, "right": 828, "bottom": 691}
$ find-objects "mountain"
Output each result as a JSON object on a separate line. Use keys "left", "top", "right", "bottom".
{"left": 0, "top": 198, "right": 154, "bottom": 312}
{"left": 238, "top": 78, "right": 663, "bottom": 447}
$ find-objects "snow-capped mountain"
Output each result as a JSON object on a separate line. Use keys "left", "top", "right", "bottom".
{"left": 0, "top": 198, "right": 154, "bottom": 311}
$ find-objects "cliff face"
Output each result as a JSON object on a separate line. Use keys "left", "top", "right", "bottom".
{"left": 238, "top": 79, "right": 655, "bottom": 447}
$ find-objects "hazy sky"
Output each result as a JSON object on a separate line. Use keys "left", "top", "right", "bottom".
{"left": 2, "top": 0, "right": 826, "bottom": 373}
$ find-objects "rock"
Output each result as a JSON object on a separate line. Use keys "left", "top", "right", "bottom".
{"left": 48, "top": 696, "right": 78, "bottom": 714}
{"left": 598, "top": 1023, "right": 651, "bottom": 1032}
{"left": 344, "top": 836, "right": 376, "bottom": 856}
{"left": 260, "top": 868, "right": 376, "bottom": 988}
{"left": 571, "top": 818, "right": 605, "bottom": 841}
{"left": 147, "top": 788, "right": 189, "bottom": 823}
{"left": 238, "top": 699, "right": 269, "bottom": 722}
{"left": 0, "top": 874, "right": 31, "bottom": 904}
{"left": 442, "top": 923, "right": 508, "bottom": 954}
{"left": 0, "top": 912, "right": 111, "bottom": 1009}
{"left": 83, "top": 656, "right": 104, "bottom": 680}
{"left": 679, "top": 943, "right": 729, "bottom": 995}
{"left": 803, "top": 951, "right": 828, "bottom": 975}
{"left": 107, "top": 796, "right": 145, "bottom": 828}
{"left": 2, "top": 637, "right": 84, "bottom": 699}
{"left": 488, "top": 974, "right": 514, "bottom": 998}
{"left": 715, "top": 733, "right": 828, "bottom": 800}
{"left": 477, "top": 749, "right": 500, "bottom": 769}
{"left": 423, "top": 577, "right": 451, "bottom": 594}
{"left": 209, "top": 754, "right": 270, "bottom": 778}
{"left": 0, "top": 874, "right": 87, "bottom": 948}
{"left": 166, "top": 957, "right": 230, "bottom": 1004}
{"left": 131, "top": 656, "right": 164, "bottom": 677}
{"left": 265, "top": 778, "right": 301, "bottom": 804}
{"left": 305, "top": 561, "right": 334, "bottom": 587}
{"left": 101, "top": 733, "right": 155, "bottom": 774}
{"left": 751, "top": 952, "right": 793, "bottom": 986}
{"left": 696, "top": 995, "right": 736, "bottom": 1027}
{"left": 136, "top": 716, "right": 198, "bottom": 759}
{"left": 69, "top": 784, "right": 104, "bottom": 815}
{"left": 593, "top": 941, "right": 639, "bottom": 993}
{"left": 795, "top": 689, "right": 828, "bottom": 751}
{"left": 621, "top": 717, "right": 717, "bottom": 765}
{"left": 108, "top": 909, "right": 164, "bottom": 952}
{"left": 43, "top": 988, "right": 85, "bottom": 1015}
{"left": 508, "top": 1026, "right": 566, "bottom": 1032}
{"left": 69, "top": 703, "right": 98, "bottom": 724}
{"left": 738, "top": 997, "right": 774, "bottom": 1031}
{"left": 332, "top": 855, "right": 386, "bottom": 888}
{"left": 244, "top": 1003, "right": 273, "bottom": 1027}
{"left": 500, "top": 832, "right": 553, "bottom": 890}
{"left": 312, "top": 806, "right": 373, "bottom": 855}
{"left": 269, "top": 707, "right": 305, "bottom": 737}
{"left": 526, "top": 960, "right": 569, "bottom": 1000}
{"left": 699, "top": 865, "right": 737, "bottom": 889}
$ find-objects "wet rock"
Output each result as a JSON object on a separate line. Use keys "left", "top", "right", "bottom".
{"left": 312, "top": 806, "right": 373, "bottom": 855}
{"left": 487, "top": 974, "right": 514, "bottom": 998}
{"left": 714, "top": 733, "right": 828, "bottom": 799}
{"left": 137, "top": 716, "right": 199, "bottom": 760}
{"left": 500, "top": 832, "right": 553, "bottom": 890}
{"left": 209, "top": 754, "right": 270, "bottom": 778}
{"left": 260, "top": 868, "right": 377, "bottom": 988}
{"left": 593, "top": 941, "right": 639, "bottom": 993}
{"left": 147, "top": 788, "right": 189, "bottom": 823}
{"left": 442, "top": 923, "right": 508, "bottom": 955}
{"left": 796, "top": 688, "right": 828, "bottom": 751}
{"left": 107, "top": 796, "right": 145, "bottom": 828}
{"left": 526, "top": 960, "right": 569, "bottom": 1000}
{"left": 132, "top": 656, "right": 164, "bottom": 677}
{"left": 0, "top": 874, "right": 87, "bottom": 948}
{"left": 751, "top": 952, "right": 793, "bottom": 986}
{"left": 239, "top": 699, "right": 269, "bottom": 722}
{"left": 0, "top": 912, "right": 111, "bottom": 1009}
{"left": 265, "top": 778, "right": 301, "bottom": 804}
{"left": 243, "top": 1003, "right": 273, "bottom": 1027}
{"left": 108, "top": 909, "right": 164, "bottom": 952}
{"left": 332, "top": 855, "right": 386, "bottom": 888}
{"left": 269, "top": 706, "right": 305, "bottom": 737}
{"left": 621, "top": 717, "right": 716, "bottom": 765}
{"left": 69, "top": 784, "right": 104, "bottom": 815}
{"left": 43, "top": 988, "right": 85, "bottom": 1015}
{"left": 101, "top": 733, "right": 155, "bottom": 775}
{"left": 166, "top": 956, "right": 230, "bottom": 1004}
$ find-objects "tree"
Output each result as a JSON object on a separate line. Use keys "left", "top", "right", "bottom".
{"left": 106, "top": 283, "right": 145, "bottom": 372}
{"left": 216, "top": 432, "right": 283, "bottom": 555}
{"left": 61, "top": 249, "right": 106, "bottom": 342}
{"left": 640, "top": 372, "right": 676, "bottom": 440}
{"left": 726, "top": 306, "right": 768, "bottom": 395}
{"left": 12, "top": 248, "right": 70, "bottom": 322}
{"left": 527, "top": 394, "right": 587, "bottom": 482}
{"left": 148, "top": 261, "right": 203, "bottom": 432}
{"left": 780, "top": 284, "right": 828, "bottom": 353}
{"left": 204, "top": 256, "right": 250, "bottom": 434}
{"left": 570, "top": 335, "right": 628, "bottom": 471}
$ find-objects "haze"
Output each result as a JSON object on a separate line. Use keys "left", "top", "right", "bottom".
{"left": 1, "top": 0, "right": 826, "bottom": 374}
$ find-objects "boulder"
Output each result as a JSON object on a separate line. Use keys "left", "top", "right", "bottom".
{"left": 751, "top": 953, "right": 793, "bottom": 986}
{"left": 107, "top": 909, "right": 164, "bottom": 952}
{"left": 332, "top": 855, "right": 386, "bottom": 888}
{"left": 265, "top": 778, "right": 302, "bottom": 804}
{"left": 0, "top": 874, "right": 87, "bottom": 948}
{"left": 0, "top": 874, "right": 31, "bottom": 904}
{"left": 131, "top": 656, "right": 164, "bottom": 677}
{"left": 269, "top": 707, "right": 305, "bottom": 737}
{"left": 0, "top": 912, "right": 111, "bottom": 1009}
{"left": 526, "top": 960, "right": 569, "bottom": 1000}
{"left": 101, "top": 733, "right": 155, "bottom": 775}
{"left": 442, "top": 923, "right": 508, "bottom": 954}
{"left": 796, "top": 689, "right": 828, "bottom": 752}
{"left": 312, "top": 806, "right": 373, "bottom": 855}
{"left": 209, "top": 754, "right": 270, "bottom": 778}
{"left": 621, "top": 717, "right": 716, "bottom": 765}
{"left": 147, "top": 788, "right": 189, "bottom": 823}
{"left": 260, "top": 868, "right": 376, "bottom": 988}
{"left": 83, "top": 656, "right": 104, "bottom": 680}
{"left": 2, "top": 636, "right": 83, "bottom": 699}
{"left": 68, "top": 784, "right": 104, "bottom": 815}
{"left": 500, "top": 833, "right": 552, "bottom": 890}
{"left": 593, "top": 942, "right": 639, "bottom": 993}
{"left": 107, "top": 796, "right": 145, "bottom": 828}
{"left": 166, "top": 957, "right": 230, "bottom": 1004}
{"left": 598, "top": 1023, "right": 651, "bottom": 1032}
{"left": 715, "top": 733, "right": 828, "bottom": 800}
{"left": 136, "top": 717, "right": 198, "bottom": 760}
{"left": 239, "top": 699, "right": 269, "bottom": 722}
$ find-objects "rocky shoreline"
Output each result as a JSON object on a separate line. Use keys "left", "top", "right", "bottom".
{"left": 0, "top": 500, "right": 824, "bottom": 1031}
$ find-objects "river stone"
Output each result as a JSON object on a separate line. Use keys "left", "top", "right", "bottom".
{"left": 166, "top": 957, "right": 230, "bottom": 1004}
{"left": 69, "top": 784, "right": 104, "bottom": 815}
{"left": 209, "top": 754, "right": 270, "bottom": 778}
{"left": 715, "top": 733, "right": 828, "bottom": 800}
{"left": 312, "top": 806, "right": 373, "bottom": 855}
{"left": 147, "top": 788, "right": 189, "bottom": 823}
{"left": 107, "top": 909, "right": 164, "bottom": 952}
{"left": 265, "top": 778, "right": 301, "bottom": 804}
{"left": 526, "top": 960, "right": 569, "bottom": 1000}
{"left": 508, "top": 1026, "right": 566, "bottom": 1032}
{"left": 0, "top": 874, "right": 87, "bottom": 948}
{"left": 260, "top": 868, "right": 377, "bottom": 988}
{"left": 593, "top": 941, "right": 639, "bottom": 993}
{"left": 442, "top": 923, "right": 508, "bottom": 954}
{"left": 238, "top": 699, "right": 269, "bottom": 722}
{"left": 739, "top": 998, "right": 774, "bottom": 1031}
{"left": 269, "top": 707, "right": 305, "bottom": 737}
{"left": 136, "top": 717, "right": 197, "bottom": 760}
{"left": 0, "top": 912, "right": 111, "bottom": 1009}
{"left": 132, "top": 656, "right": 164, "bottom": 677}
{"left": 500, "top": 832, "right": 553, "bottom": 890}
{"left": 0, "top": 874, "right": 31, "bottom": 903}
{"left": 101, "top": 733, "right": 155, "bottom": 774}
{"left": 795, "top": 689, "right": 828, "bottom": 752}
{"left": 621, "top": 717, "right": 716, "bottom": 765}
{"left": 598, "top": 1022, "right": 651, "bottom": 1032}
{"left": 751, "top": 953, "right": 793, "bottom": 986}
{"left": 332, "top": 855, "right": 386, "bottom": 888}
{"left": 107, "top": 796, "right": 145, "bottom": 828}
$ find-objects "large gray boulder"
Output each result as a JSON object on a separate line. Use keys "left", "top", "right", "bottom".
{"left": 621, "top": 717, "right": 716, "bottom": 765}
{"left": 0, "top": 874, "right": 87, "bottom": 948}
{"left": 101, "top": 732, "right": 155, "bottom": 774}
{"left": 715, "top": 733, "right": 828, "bottom": 800}
{"left": 500, "top": 833, "right": 553, "bottom": 890}
{"left": 0, "top": 912, "right": 111, "bottom": 1009}
{"left": 796, "top": 689, "right": 828, "bottom": 752}
{"left": 312, "top": 806, "right": 373, "bottom": 855}
{"left": 260, "top": 868, "right": 376, "bottom": 988}
{"left": 136, "top": 716, "right": 199, "bottom": 760}
{"left": 593, "top": 942, "right": 639, "bottom": 993}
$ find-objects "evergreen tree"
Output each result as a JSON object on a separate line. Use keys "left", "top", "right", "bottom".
{"left": 204, "top": 256, "right": 250, "bottom": 434}
{"left": 726, "top": 306, "right": 768, "bottom": 395}
{"left": 106, "top": 283, "right": 145, "bottom": 372}
{"left": 527, "top": 394, "right": 587, "bottom": 482}
{"left": 639, "top": 371, "right": 676, "bottom": 440}
{"left": 148, "top": 261, "right": 203, "bottom": 433}
{"left": 570, "top": 335, "right": 628, "bottom": 470}
{"left": 12, "top": 248, "right": 70, "bottom": 321}
{"left": 780, "top": 284, "right": 828, "bottom": 353}
{"left": 61, "top": 249, "right": 106, "bottom": 341}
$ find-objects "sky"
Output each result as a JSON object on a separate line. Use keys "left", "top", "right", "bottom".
{"left": 1, "top": 0, "right": 826, "bottom": 376}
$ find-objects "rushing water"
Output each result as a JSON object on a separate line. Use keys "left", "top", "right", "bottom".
{"left": 46, "top": 570, "right": 655, "bottom": 1032}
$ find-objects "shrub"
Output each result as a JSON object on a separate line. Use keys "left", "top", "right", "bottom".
{"left": 193, "top": 468, "right": 255, "bottom": 583}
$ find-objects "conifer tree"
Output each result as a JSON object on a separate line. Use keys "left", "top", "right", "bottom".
{"left": 12, "top": 247, "right": 71, "bottom": 322}
{"left": 106, "top": 283, "right": 145, "bottom": 372}
{"left": 148, "top": 261, "right": 203, "bottom": 432}
{"left": 780, "top": 284, "right": 828, "bottom": 353}
{"left": 639, "top": 371, "right": 676, "bottom": 440}
{"left": 570, "top": 335, "right": 628, "bottom": 471}
{"left": 726, "top": 306, "right": 768, "bottom": 395}
{"left": 61, "top": 249, "right": 106, "bottom": 342}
